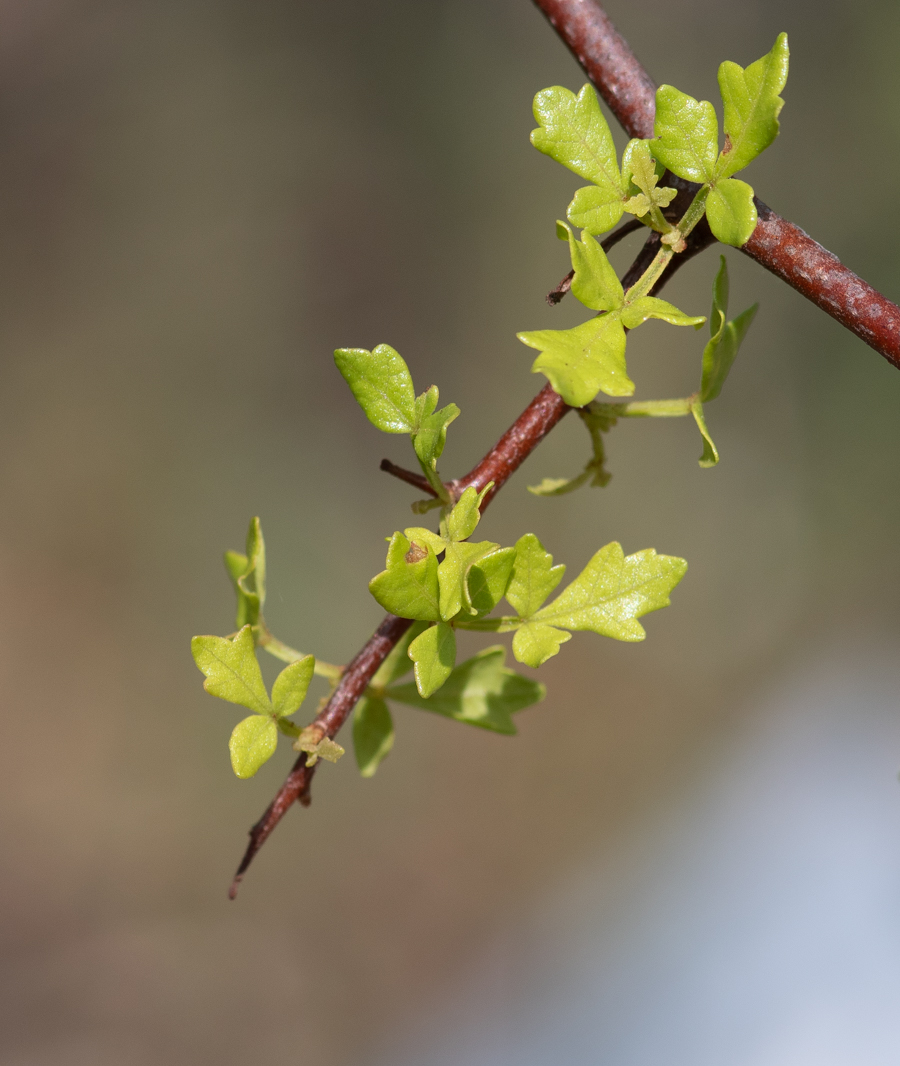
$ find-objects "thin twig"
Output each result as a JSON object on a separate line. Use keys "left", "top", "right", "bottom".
{"left": 379, "top": 458, "right": 437, "bottom": 495}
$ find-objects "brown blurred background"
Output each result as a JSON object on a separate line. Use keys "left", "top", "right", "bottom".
{"left": 1, "top": 0, "right": 899, "bottom": 1063}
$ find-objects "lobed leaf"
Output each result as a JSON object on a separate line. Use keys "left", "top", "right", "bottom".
{"left": 559, "top": 223, "right": 624, "bottom": 312}
{"left": 387, "top": 646, "right": 545, "bottom": 735}
{"left": 369, "top": 532, "right": 441, "bottom": 622}
{"left": 531, "top": 84, "right": 625, "bottom": 234}
{"left": 438, "top": 541, "right": 500, "bottom": 620}
{"left": 512, "top": 622, "right": 571, "bottom": 668}
{"left": 519, "top": 314, "right": 633, "bottom": 407}
{"left": 650, "top": 85, "right": 719, "bottom": 183}
{"left": 506, "top": 533, "right": 566, "bottom": 618}
{"left": 467, "top": 546, "right": 516, "bottom": 616}
{"left": 620, "top": 296, "right": 705, "bottom": 331}
{"left": 191, "top": 626, "right": 272, "bottom": 716}
{"left": 409, "top": 621, "right": 457, "bottom": 698}
{"left": 716, "top": 33, "right": 789, "bottom": 179}
{"left": 334, "top": 344, "right": 416, "bottom": 433}
{"left": 446, "top": 485, "right": 486, "bottom": 542}
{"left": 353, "top": 696, "right": 394, "bottom": 778}
{"left": 706, "top": 178, "right": 757, "bottom": 247}
{"left": 229, "top": 715, "right": 278, "bottom": 779}
{"left": 369, "top": 621, "right": 428, "bottom": 688}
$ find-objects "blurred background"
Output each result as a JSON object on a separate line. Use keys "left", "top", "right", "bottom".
{"left": 1, "top": 0, "right": 899, "bottom": 1062}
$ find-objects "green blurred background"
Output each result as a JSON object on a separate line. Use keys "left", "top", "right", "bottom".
{"left": 1, "top": 0, "right": 898, "bottom": 1062}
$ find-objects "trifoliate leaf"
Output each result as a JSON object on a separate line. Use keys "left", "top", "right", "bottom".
{"left": 506, "top": 534, "right": 566, "bottom": 618}
{"left": 690, "top": 399, "right": 719, "bottom": 467}
{"left": 700, "top": 257, "right": 758, "bottom": 403}
{"left": 621, "top": 139, "right": 677, "bottom": 219}
{"left": 369, "top": 532, "right": 441, "bottom": 622}
{"left": 409, "top": 621, "right": 457, "bottom": 698}
{"left": 531, "top": 84, "right": 625, "bottom": 234}
{"left": 353, "top": 696, "right": 394, "bottom": 778}
{"left": 650, "top": 85, "right": 719, "bottom": 183}
{"left": 191, "top": 626, "right": 272, "bottom": 715}
{"left": 620, "top": 297, "right": 706, "bottom": 331}
{"left": 467, "top": 546, "right": 516, "bottom": 616}
{"left": 412, "top": 403, "right": 460, "bottom": 470}
{"left": 229, "top": 715, "right": 278, "bottom": 778}
{"left": 386, "top": 646, "right": 545, "bottom": 735}
{"left": 512, "top": 623, "right": 571, "bottom": 668}
{"left": 369, "top": 621, "right": 428, "bottom": 688}
{"left": 530, "top": 542, "right": 688, "bottom": 643}
{"left": 519, "top": 314, "right": 633, "bottom": 406}
{"left": 558, "top": 223, "right": 624, "bottom": 312}
{"left": 716, "top": 33, "right": 789, "bottom": 179}
{"left": 270, "top": 655, "right": 315, "bottom": 718}
{"left": 706, "top": 178, "right": 757, "bottom": 247}
{"left": 334, "top": 344, "right": 416, "bottom": 433}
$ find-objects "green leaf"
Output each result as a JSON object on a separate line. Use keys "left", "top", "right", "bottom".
{"left": 229, "top": 715, "right": 278, "bottom": 779}
{"left": 650, "top": 85, "right": 719, "bottom": 183}
{"left": 191, "top": 626, "right": 272, "bottom": 716}
{"left": 706, "top": 178, "right": 757, "bottom": 247}
{"left": 438, "top": 541, "right": 499, "bottom": 619}
{"left": 700, "top": 257, "right": 758, "bottom": 402}
{"left": 467, "top": 546, "right": 516, "bottom": 616}
{"left": 528, "top": 473, "right": 594, "bottom": 497}
{"left": 567, "top": 185, "right": 624, "bottom": 236}
{"left": 559, "top": 223, "right": 625, "bottom": 312}
{"left": 531, "top": 85, "right": 625, "bottom": 234}
{"left": 527, "top": 405, "right": 615, "bottom": 496}
{"left": 519, "top": 314, "right": 633, "bottom": 406}
{"left": 412, "top": 403, "right": 460, "bottom": 469}
{"left": 415, "top": 385, "right": 439, "bottom": 423}
{"left": 446, "top": 485, "right": 486, "bottom": 542}
{"left": 690, "top": 399, "right": 719, "bottom": 467}
{"left": 506, "top": 533, "right": 566, "bottom": 618}
{"left": 369, "top": 532, "right": 442, "bottom": 621}
{"left": 353, "top": 696, "right": 394, "bottom": 778}
{"left": 334, "top": 344, "right": 416, "bottom": 433}
{"left": 369, "top": 621, "right": 428, "bottom": 688}
{"left": 531, "top": 541, "right": 688, "bottom": 642}
{"left": 408, "top": 621, "right": 457, "bottom": 698}
{"left": 270, "top": 655, "right": 315, "bottom": 717}
{"left": 621, "top": 139, "right": 677, "bottom": 219}
{"left": 386, "top": 646, "right": 545, "bottom": 735}
{"left": 512, "top": 622, "right": 571, "bottom": 668}
{"left": 294, "top": 726, "right": 345, "bottom": 766}
{"left": 225, "top": 517, "right": 266, "bottom": 629}
{"left": 716, "top": 33, "right": 789, "bottom": 179}
{"left": 620, "top": 296, "right": 705, "bottom": 330}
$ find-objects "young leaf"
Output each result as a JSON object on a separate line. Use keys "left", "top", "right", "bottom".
{"left": 706, "top": 178, "right": 757, "bottom": 247}
{"left": 506, "top": 533, "right": 566, "bottom": 618}
{"left": 621, "top": 139, "right": 677, "bottom": 219}
{"left": 446, "top": 485, "right": 486, "bottom": 542}
{"left": 716, "top": 33, "right": 789, "bottom": 179}
{"left": 650, "top": 86, "right": 719, "bottom": 183}
{"left": 270, "top": 655, "right": 315, "bottom": 718}
{"left": 412, "top": 403, "right": 460, "bottom": 470}
{"left": 690, "top": 399, "right": 719, "bottom": 467}
{"left": 386, "top": 646, "right": 545, "bottom": 735}
{"left": 527, "top": 405, "right": 615, "bottom": 496}
{"left": 229, "top": 715, "right": 278, "bottom": 779}
{"left": 567, "top": 185, "right": 625, "bottom": 236}
{"left": 438, "top": 541, "right": 500, "bottom": 620}
{"left": 409, "top": 621, "right": 457, "bottom": 698}
{"left": 294, "top": 727, "right": 345, "bottom": 766}
{"left": 530, "top": 542, "right": 688, "bottom": 643}
{"left": 559, "top": 223, "right": 624, "bottom": 312}
{"left": 191, "top": 626, "right": 272, "bottom": 716}
{"left": 518, "top": 314, "right": 633, "bottom": 406}
{"left": 334, "top": 344, "right": 417, "bottom": 433}
{"left": 512, "top": 622, "right": 571, "bottom": 668}
{"left": 531, "top": 85, "right": 625, "bottom": 234}
{"left": 225, "top": 517, "right": 266, "bottom": 628}
{"left": 620, "top": 297, "right": 705, "bottom": 331}
{"left": 353, "top": 696, "right": 394, "bottom": 778}
{"left": 700, "top": 257, "right": 758, "bottom": 402}
{"left": 467, "top": 546, "right": 516, "bottom": 616}
{"left": 369, "top": 532, "right": 442, "bottom": 621}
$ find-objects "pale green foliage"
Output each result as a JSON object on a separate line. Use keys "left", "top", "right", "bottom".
{"left": 518, "top": 226, "right": 703, "bottom": 406}
{"left": 528, "top": 406, "right": 615, "bottom": 495}
{"left": 651, "top": 86, "right": 719, "bottom": 183}
{"left": 369, "top": 531, "right": 442, "bottom": 621}
{"left": 467, "top": 547, "right": 517, "bottom": 615}
{"left": 706, "top": 178, "right": 757, "bottom": 248}
{"left": 334, "top": 344, "right": 417, "bottom": 433}
{"left": 386, "top": 647, "right": 545, "bottom": 735}
{"left": 353, "top": 696, "right": 394, "bottom": 777}
{"left": 225, "top": 516, "right": 266, "bottom": 629}
{"left": 621, "top": 139, "right": 677, "bottom": 223}
{"left": 294, "top": 726, "right": 345, "bottom": 767}
{"left": 409, "top": 621, "right": 457, "bottom": 697}
{"left": 191, "top": 625, "right": 317, "bottom": 778}
{"left": 717, "top": 32, "right": 789, "bottom": 179}
{"left": 701, "top": 257, "right": 759, "bottom": 403}
{"left": 506, "top": 534, "right": 566, "bottom": 619}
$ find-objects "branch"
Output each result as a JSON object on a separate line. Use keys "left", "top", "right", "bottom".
{"left": 379, "top": 458, "right": 437, "bottom": 495}
{"left": 531, "top": 0, "right": 900, "bottom": 370}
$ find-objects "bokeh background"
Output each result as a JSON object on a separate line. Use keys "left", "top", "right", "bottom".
{"left": 1, "top": 0, "right": 899, "bottom": 1063}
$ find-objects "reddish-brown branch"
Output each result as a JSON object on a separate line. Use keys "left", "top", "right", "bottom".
{"left": 379, "top": 458, "right": 437, "bottom": 495}
{"left": 531, "top": 0, "right": 900, "bottom": 369}
{"left": 231, "top": 0, "right": 900, "bottom": 893}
